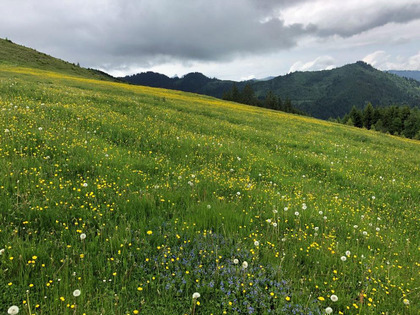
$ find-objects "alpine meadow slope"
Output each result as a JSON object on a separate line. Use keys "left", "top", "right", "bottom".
{"left": 0, "top": 44, "right": 419, "bottom": 314}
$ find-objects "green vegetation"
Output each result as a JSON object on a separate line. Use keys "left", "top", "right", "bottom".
{"left": 337, "top": 103, "right": 420, "bottom": 139}
{"left": 122, "top": 62, "right": 420, "bottom": 119}
{"left": 0, "top": 56, "right": 419, "bottom": 313}
{"left": 222, "top": 83, "right": 304, "bottom": 115}
{"left": 0, "top": 38, "right": 115, "bottom": 81}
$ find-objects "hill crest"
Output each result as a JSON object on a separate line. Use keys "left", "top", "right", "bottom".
{"left": 0, "top": 38, "right": 115, "bottom": 81}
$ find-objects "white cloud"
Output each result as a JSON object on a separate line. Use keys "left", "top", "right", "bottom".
{"left": 289, "top": 56, "right": 336, "bottom": 73}
{"left": 363, "top": 50, "right": 420, "bottom": 70}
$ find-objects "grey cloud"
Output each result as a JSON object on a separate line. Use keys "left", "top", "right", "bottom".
{"left": 0, "top": 0, "right": 315, "bottom": 69}
{"left": 317, "top": 3, "right": 420, "bottom": 37}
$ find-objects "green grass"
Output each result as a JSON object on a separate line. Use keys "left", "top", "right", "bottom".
{"left": 0, "top": 65, "right": 419, "bottom": 314}
{"left": 0, "top": 38, "right": 115, "bottom": 81}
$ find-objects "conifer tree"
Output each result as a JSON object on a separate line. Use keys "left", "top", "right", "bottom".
{"left": 363, "top": 102, "right": 374, "bottom": 129}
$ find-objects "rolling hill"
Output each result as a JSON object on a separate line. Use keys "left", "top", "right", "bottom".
{"left": 0, "top": 38, "right": 116, "bottom": 81}
{"left": 1, "top": 40, "right": 419, "bottom": 314}
{"left": 122, "top": 62, "right": 420, "bottom": 119}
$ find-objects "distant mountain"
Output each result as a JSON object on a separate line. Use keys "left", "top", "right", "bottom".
{"left": 387, "top": 70, "right": 420, "bottom": 82}
{"left": 123, "top": 71, "right": 234, "bottom": 98}
{"left": 122, "top": 62, "right": 420, "bottom": 119}
{"left": 0, "top": 38, "right": 116, "bottom": 81}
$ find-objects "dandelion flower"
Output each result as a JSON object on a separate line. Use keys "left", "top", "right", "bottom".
{"left": 325, "top": 306, "right": 333, "bottom": 314}
{"left": 73, "top": 289, "right": 81, "bottom": 297}
{"left": 330, "top": 295, "right": 338, "bottom": 302}
{"left": 192, "top": 292, "right": 200, "bottom": 299}
{"left": 403, "top": 299, "right": 410, "bottom": 305}
{"left": 80, "top": 233, "right": 86, "bottom": 240}
{"left": 146, "top": 230, "right": 153, "bottom": 235}
{"left": 7, "top": 306, "right": 19, "bottom": 315}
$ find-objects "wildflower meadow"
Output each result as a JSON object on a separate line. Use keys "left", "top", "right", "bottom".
{"left": 0, "top": 65, "right": 419, "bottom": 314}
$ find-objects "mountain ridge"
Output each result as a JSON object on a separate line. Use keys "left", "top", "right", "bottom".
{"left": 122, "top": 62, "right": 420, "bottom": 119}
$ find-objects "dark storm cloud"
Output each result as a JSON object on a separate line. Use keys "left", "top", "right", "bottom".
{"left": 0, "top": 0, "right": 314, "bottom": 68}
{"left": 0, "top": 0, "right": 419, "bottom": 72}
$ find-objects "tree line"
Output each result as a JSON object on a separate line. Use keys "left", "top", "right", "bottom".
{"left": 334, "top": 103, "right": 420, "bottom": 139}
{"left": 222, "top": 83, "right": 305, "bottom": 115}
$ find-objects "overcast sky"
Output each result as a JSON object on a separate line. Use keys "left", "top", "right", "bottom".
{"left": 1, "top": 0, "right": 420, "bottom": 80}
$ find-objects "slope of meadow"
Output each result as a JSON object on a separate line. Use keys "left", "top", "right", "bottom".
{"left": 0, "top": 38, "right": 116, "bottom": 81}
{"left": 0, "top": 65, "right": 419, "bottom": 314}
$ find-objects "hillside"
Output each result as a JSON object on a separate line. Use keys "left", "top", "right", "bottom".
{"left": 122, "top": 62, "right": 420, "bottom": 119}
{"left": 387, "top": 70, "right": 420, "bottom": 82}
{"left": 0, "top": 38, "right": 115, "bottom": 81}
{"left": 1, "top": 62, "right": 419, "bottom": 314}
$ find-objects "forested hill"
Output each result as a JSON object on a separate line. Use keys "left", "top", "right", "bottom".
{"left": 122, "top": 62, "right": 420, "bottom": 119}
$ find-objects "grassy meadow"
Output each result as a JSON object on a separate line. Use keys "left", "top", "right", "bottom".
{"left": 0, "top": 65, "right": 419, "bottom": 314}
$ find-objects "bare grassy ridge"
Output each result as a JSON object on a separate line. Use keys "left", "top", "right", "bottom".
{"left": 0, "top": 66, "right": 419, "bottom": 314}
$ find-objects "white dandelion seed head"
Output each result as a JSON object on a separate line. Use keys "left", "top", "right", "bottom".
{"left": 38, "top": 127, "right": 43, "bottom": 131}
{"left": 7, "top": 305, "right": 19, "bottom": 315}
{"left": 266, "top": 219, "right": 271, "bottom": 223}
{"left": 242, "top": 261, "right": 248, "bottom": 269}
{"left": 0, "top": 248, "right": 4, "bottom": 255}
{"left": 325, "top": 306, "right": 333, "bottom": 314}
{"left": 80, "top": 233, "right": 86, "bottom": 240}
{"left": 192, "top": 292, "right": 200, "bottom": 299}
{"left": 4, "top": 128, "right": 10, "bottom": 133}
{"left": 272, "top": 223, "right": 277, "bottom": 227}
{"left": 273, "top": 209, "right": 278, "bottom": 214}
{"left": 236, "top": 191, "right": 241, "bottom": 196}
{"left": 340, "top": 256, "right": 347, "bottom": 262}
{"left": 363, "top": 231, "right": 368, "bottom": 236}
{"left": 323, "top": 216, "right": 327, "bottom": 220}
{"left": 314, "top": 227, "right": 319, "bottom": 231}
{"left": 294, "top": 211, "right": 300, "bottom": 216}
{"left": 345, "top": 250, "right": 351, "bottom": 256}
{"left": 254, "top": 241, "right": 260, "bottom": 246}
{"left": 371, "top": 196, "right": 375, "bottom": 200}
{"left": 376, "top": 227, "right": 380, "bottom": 232}
{"left": 330, "top": 294, "right": 338, "bottom": 302}
{"left": 73, "top": 289, "right": 81, "bottom": 297}
{"left": 319, "top": 211, "right": 323, "bottom": 215}
{"left": 353, "top": 225, "right": 358, "bottom": 229}
{"left": 403, "top": 298, "right": 410, "bottom": 305}
{"left": 207, "top": 204, "right": 211, "bottom": 209}
{"left": 302, "top": 203, "right": 307, "bottom": 210}
{"left": 233, "top": 258, "right": 239, "bottom": 265}
{"left": 82, "top": 182, "right": 88, "bottom": 187}
{"left": 284, "top": 207, "right": 288, "bottom": 211}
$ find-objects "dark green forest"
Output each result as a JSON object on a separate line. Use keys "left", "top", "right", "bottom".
{"left": 335, "top": 103, "right": 420, "bottom": 139}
